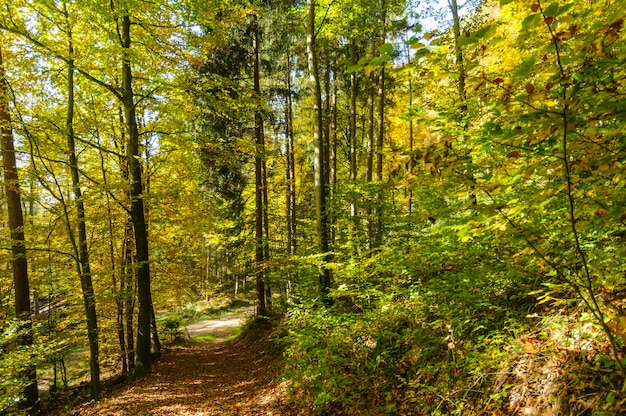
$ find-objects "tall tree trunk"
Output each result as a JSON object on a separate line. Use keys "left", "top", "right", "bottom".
{"left": 0, "top": 43, "right": 39, "bottom": 414}
{"left": 119, "top": 10, "right": 153, "bottom": 377}
{"left": 97, "top": 130, "right": 127, "bottom": 375}
{"left": 64, "top": 16, "right": 100, "bottom": 398}
{"left": 374, "top": 4, "right": 387, "bottom": 249}
{"left": 449, "top": 0, "right": 466, "bottom": 108}
{"left": 323, "top": 64, "right": 331, "bottom": 190}
{"left": 285, "top": 55, "right": 297, "bottom": 259}
{"left": 143, "top": 144, "right": 161, "bottom": 355}
{"left": 330, "top": 70, "right": 338, "bottom": 245}
{"left": 253, "top": 16, "right": 267, "bottom": 316}
{"left": 307, "top": 0, "right": 332, "bottom": 304}
{"left": 448, "top": 0, "right": 476, "bottom": 205}
{"left": 406, "top": 43, "right": 414, "bottom": 214}
{"left": 122, "top": 221, "right": 136, "bottom": 372}
{"left": 366, "top": 48, "right": 375, "bottom": 252}
{"left": 349, "top": 39, "right": 358, "bottom": 240}
{"left": 285, "top": 57, "right": 297, "bottom": 300}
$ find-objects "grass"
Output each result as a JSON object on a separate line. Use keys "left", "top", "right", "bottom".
{"left": 192, "top": 334, "right": 216, "bottom": 342}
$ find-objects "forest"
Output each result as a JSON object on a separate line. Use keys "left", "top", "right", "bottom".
{"left": 0, "top": 0, "right": 625, "bottom": 414}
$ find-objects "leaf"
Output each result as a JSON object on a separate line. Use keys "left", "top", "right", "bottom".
{"left": 423, "top": 29, "right": 438, "bottom": 40}
{"left": 558, "top": 3, "right": 574, "bottom": 15}
{"left": 380, "top": 43, "right": 393, "bottom": 56}
{"left": 475, "top": 25, "right": 496, "bottom": 39}
{"left": 364, "top": 65, "right": 378, "bottom": 76}
{"left": 414, "top": 48, "right": 430, "bottom": 59}
{"left": 459, "top": 34, "right": 478, "bottom": 46}
{"left": 543, "top": 2, "right": 559, "bottom": 17}
{"left": 521, "top": 14, "right": 541, "bottom": 31}
{"left": 515, "top": 57, "right": 535, "bottom": 77}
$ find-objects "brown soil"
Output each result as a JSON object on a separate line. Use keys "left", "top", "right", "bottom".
{"left": 65, "top": 320, "right": 291, "bottom": 416}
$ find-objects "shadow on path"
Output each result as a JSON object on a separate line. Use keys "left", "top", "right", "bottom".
{"left": 68, "top": 315, "right": 289, "bottom": 416}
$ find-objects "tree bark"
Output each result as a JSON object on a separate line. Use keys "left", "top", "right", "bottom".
{"left": 449, "top": 0, "right": 466, "bottom": 107}
{"left": 307, "top": 0, "right": 332, "bottom": 303}
{"left": 64, "top": 15, "right": 100, "bottom": 398}
{"left": 285, "top": 55, "right": 296, "bottom": 259}
{"left": 253, "top": 15, "right": 267, "bottom": 316}
{"left": 366, "top": 43, "right": 375, "bottom": 251}
{"left": 374, "top": 4, "right": 387, "bottom": 249}
{"left": 119, "top": 11, "right": 153, "bottom": 378}
{"left": 349, "top": 39, "right": 358, "bottom": 238}
{"left": 0, "top": 44, "right": 39, "bottom": 412}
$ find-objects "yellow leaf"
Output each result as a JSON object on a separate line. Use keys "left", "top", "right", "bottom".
{"left": 364, "top": 65, "right": 377, "bottom": 76}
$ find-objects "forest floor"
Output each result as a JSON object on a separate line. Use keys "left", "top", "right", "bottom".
{"left": 65, "top": 308, "right": 291, "bottom": 416}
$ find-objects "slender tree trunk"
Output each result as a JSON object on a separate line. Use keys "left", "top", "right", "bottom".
{"left": 285, "top": 55, "right": 297, "bottom": 259}
{"left": 143, "top": 145, "right": 161, "bottom": 355}
{"left": 64, "top": 18, "right": 100, "bottom": 399}
{"left": 122, "top": 223, "right": 136, "bottom": 372}
{"left": 252, "top": 16, "right": 267, "bottom": 316}
{"left": 374, "top": 5, "right": 386, "bottom": 249}
{"left": 366, "top": 49, "right": 375, "bottom": 251}
{"left": 0, "top": 43, "right": 39, "bottom": 413}
{"left": 406, "top": 44, "right": 414, "bottom": 214}
{"left": 449, "top": 0, "right": 466, "bottom": 108}
{"left": 323, "top": 64, "right": 331, "bottom": 190}
{"left": 448, "top": 0, "right": 476, "bottom": 206}
{"left": 307, "top": 0, "right": 332, "bottom": 303}
{"left": 97, "top": 130, "right": 127, "bottom": 375}
{"left": 330, "top": 70, "right": 338, "bottom": 245}
{"left": 119, "top": 11, "right": 153, "bottom": 377}
{"left": 349, "top": 39, "right": 358, "bottom": 233}
{"left": 285, "top": 57, "right": 297, "bottom": 300}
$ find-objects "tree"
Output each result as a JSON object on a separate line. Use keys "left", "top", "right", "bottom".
{"left": 306, "top": 0, "right": 332, "bottom": 303}
{"left": 0, "top": 41, "right": 39, "bottom": 412}
{"left": 62, "top": 1, "right": 100, "bottom": 397}
{"left": 253, "top": 13, "right": 268, "bottom": 316}
{"left": 115, "top": 4, "right": 154, "bottom": 377}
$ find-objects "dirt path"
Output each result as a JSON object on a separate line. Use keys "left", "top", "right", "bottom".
{"left": 184, "top": 306, "right": 255, "bottom": 339}
{"left": 67, "top": 313, "right": 291, "bottom": 416}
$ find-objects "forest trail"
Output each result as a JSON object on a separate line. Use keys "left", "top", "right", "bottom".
{"left": 67, "top": 310, "right": 290, "bottom": 416}
{"left": 184, "top": 306, "right": 256, "bottom": 339}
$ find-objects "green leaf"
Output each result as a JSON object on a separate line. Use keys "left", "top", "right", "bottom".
{"left": 521, "top": 13, "right": 541, "bottom": 30}
{"left": 423, "top": 29, "right": 438, "bottom": 40}
{"left": 380, "top": 43, "right": 394, "bottom": 56}
{"left": 459, "top": 34, "right": 478, "bottom": 46}
{"left": 543, "top": 2, "right": 559, "bottom": 17}
{"left": 558, "top": 3, "right": 574, "bottom": 15}
{"left": 413, "top": 48, "right": 430, "bottom": 59}
{"left": 500, "top": 0, "right": 515, "bottom": 5}
{"left": 475, "top": 25, "right": 495, "bottom": 39}
{"left": 515, "top": 57, "right": 535, "bottom": 77}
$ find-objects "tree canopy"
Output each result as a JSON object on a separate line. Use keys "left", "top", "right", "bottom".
{"left": 1, "top": 0, "right": 625, "bottom": 414}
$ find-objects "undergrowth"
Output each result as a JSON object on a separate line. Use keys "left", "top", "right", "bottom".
{"left": 280, "top": 262, "right": 626, "bottom": 415}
